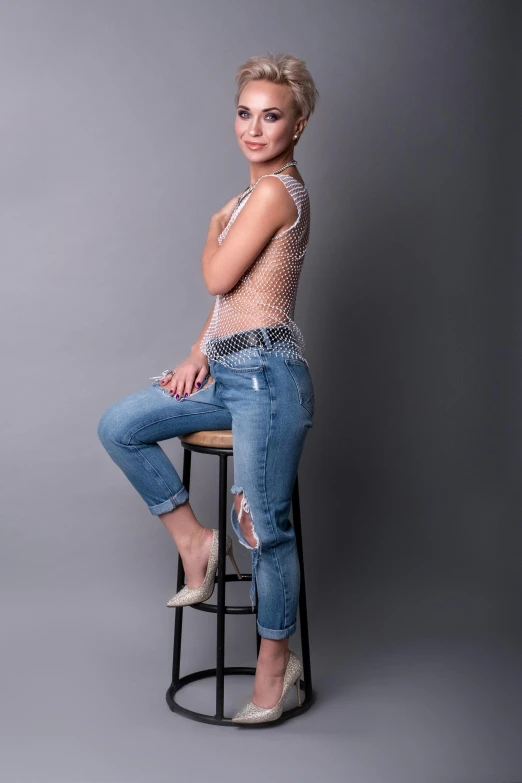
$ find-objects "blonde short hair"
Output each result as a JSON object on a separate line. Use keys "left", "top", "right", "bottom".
{"left": 234, "top": 52, "right": 319, "bottom": 124}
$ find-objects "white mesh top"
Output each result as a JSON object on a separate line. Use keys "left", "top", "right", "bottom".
{"left": 200, "top": 173, "right": 311, "bottom": 368}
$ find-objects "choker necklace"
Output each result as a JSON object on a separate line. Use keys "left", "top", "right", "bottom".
{"left": 236, "top": 159, "right": 297, "bottom": 208}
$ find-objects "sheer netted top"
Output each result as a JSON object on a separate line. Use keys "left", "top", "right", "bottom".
{"left": 199, "top": 173, "right": 311, "bottom": 368}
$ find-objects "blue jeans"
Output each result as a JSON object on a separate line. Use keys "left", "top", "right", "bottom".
{"left": 97, "top": 338, "right": 314, "bottom": 640}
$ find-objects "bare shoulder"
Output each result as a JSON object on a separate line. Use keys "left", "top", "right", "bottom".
{"left": 252, "top": 174, "right": 291, "bottom": 196}
{"left": 248, "top": 175, "right": 298, "bottom": 217}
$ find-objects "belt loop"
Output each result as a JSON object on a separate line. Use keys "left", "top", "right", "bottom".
{"left": 260, "top": 327, "right": 272, "bottom": 349}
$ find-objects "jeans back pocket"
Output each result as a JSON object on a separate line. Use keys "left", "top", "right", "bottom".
{"left": 284, "top": 358, "right": 315, "bottom": 416}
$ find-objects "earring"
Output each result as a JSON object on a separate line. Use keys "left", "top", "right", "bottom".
{"left": 293, "top": 134, "right": 299, "bottom": 140}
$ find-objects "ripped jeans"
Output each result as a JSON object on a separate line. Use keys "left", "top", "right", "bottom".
{"left": 97, "top": 339, "right": 314, "bottom": 640}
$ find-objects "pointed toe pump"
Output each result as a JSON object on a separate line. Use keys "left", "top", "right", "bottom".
{"left": 231, "top": 650, "right": 303, "bottom": 724}
{"left": 166, "top": 528, "right": 242, "bottom": 608}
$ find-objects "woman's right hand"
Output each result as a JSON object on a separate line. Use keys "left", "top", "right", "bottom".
{"left": 159, "top": 347, "right": 210, "bottom": 399}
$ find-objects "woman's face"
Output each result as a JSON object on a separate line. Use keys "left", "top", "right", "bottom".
{"left": 235, "top": 79, "right": 303, "bottom": 162}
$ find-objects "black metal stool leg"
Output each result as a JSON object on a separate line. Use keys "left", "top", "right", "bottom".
{"left": 215, "top": 453, "right": 228, "bottom": 720}
{"left": 292, "top": 473, "right": 313, "bottom": 701}
{"left": 171, "top": 447, "right": 192, "bottom": 688}
{"left": 255, "top": 584, "right": 261, "bottom": 656}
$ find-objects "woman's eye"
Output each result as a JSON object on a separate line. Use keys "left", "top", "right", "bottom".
{"left": 237, "top": 111, "right": 279, "bottom": 121}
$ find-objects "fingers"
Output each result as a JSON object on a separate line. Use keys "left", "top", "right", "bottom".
{"left": 162, "top": 372, "right": 200, "bottom": 399}
{"left": 158, "top": 366, "right": 210, "bottom": 399}
{"left": 194, "top": 366, "right": 208, "bottom": 389}
{"left": 176, "top": 372, "right": 196, "bottom": 399}
{"left": 158, "top": 370, "right": 174, "bottom": 389}
{"left": 163, "top": 373, "right": 184, "bottom": 398}
{"left": 159, "top": 371, "right": 176, "bottom": 394}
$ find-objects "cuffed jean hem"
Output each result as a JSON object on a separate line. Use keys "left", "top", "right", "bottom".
{"left": 256, "top": 620, "right": 297, "bottom": 640}
{"left": 148, "top": 486, "right": 189, "bottom": 516}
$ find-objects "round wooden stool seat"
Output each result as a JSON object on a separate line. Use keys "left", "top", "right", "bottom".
{"left": 180, "top": 429, "right": 233, "bottom": 449}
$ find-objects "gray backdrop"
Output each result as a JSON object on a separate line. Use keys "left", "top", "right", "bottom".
{"left": 1, "top": 1, "right": 521, "bottom": 782}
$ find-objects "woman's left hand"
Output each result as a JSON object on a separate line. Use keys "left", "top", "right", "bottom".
{"left": 214, "top": 193, "right": 243, "bottom": 229}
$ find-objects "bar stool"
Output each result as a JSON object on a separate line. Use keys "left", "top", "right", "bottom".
{"left": 165, "top": 428, "right": 315, "bottom": 726}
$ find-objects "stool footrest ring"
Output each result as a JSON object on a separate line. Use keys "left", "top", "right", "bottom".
{"left": 189, "top": 601, "right": 256, "bottom": 614}
{"left": 166, "top": 667, "right": 315, "bottom": 726}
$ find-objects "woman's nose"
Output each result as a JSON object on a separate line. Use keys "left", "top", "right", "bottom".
{"left": 248, "top": 120, "right": 262, "bottom": 136}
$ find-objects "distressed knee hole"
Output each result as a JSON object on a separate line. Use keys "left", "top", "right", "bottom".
{"left": 232, "top": 488, "right": 260, "bottom": 550}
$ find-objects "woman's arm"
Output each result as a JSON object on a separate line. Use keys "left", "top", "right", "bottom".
{"left": 201, "top": 214, "right": 225, "bottom": 296}
{"left": 201, "top": 177, "right": 296, "bottom": 296}
{"left": 190, "top": 302, "right": 215, "bottom": 353}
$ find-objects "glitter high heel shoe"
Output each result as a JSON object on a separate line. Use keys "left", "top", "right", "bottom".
{"left": 166, "top": 528, "right": 242, "bottom": 607}
{"left": 231, "top": 650, "right": 303, "bottom": 724}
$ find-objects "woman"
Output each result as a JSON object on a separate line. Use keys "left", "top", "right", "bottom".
{"left": 97, "top": 52, "right": 319, "bottom": 724}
